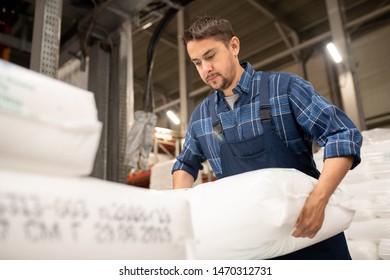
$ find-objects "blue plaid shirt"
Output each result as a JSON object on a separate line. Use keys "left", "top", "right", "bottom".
{"left": 172, "top": 62, "right": 362, "bottom": 180}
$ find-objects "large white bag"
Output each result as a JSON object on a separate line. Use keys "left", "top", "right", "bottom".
{"left": 175, "top": 168, "right": 355, "bottom": 259}
{"left": 0, "top": 169, "right": 194, "bottom": 259}
{"left": 0, "top": 59, "right": 101, "bottom": 177}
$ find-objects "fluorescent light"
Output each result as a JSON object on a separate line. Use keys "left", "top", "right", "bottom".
{"left": 326, "top": 42, "right": 342, "bottom": 63}
{"left": 167, "top": 110, "right": 180, "bottom": 125}
{"left": 142, "top": 22, "right": 153, "bottom": 30}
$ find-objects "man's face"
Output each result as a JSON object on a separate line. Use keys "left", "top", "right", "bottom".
{"left": 187, "top": 37, "right": 239, "bottom": 92}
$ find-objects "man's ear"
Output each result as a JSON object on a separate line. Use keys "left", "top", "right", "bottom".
{"left": 230, "top": 36, "right": 240, "bottom": 55}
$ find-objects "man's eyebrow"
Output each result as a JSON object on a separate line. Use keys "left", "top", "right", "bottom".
{"left": 202, "top": 48, "right": 215, "bottom": 58}
{"left": 190, "top": 48, "right": 216, "bottom": 62}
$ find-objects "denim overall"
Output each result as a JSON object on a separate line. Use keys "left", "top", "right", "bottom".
{"left": 209, "top": 72, "right": 351, "bottom": 260}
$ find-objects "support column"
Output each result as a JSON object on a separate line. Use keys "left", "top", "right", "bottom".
{"left": 88, "top": 44, "right": 111, "bottom": 180}
{"left": 177, "top": 9, "right": 189, "bottom": 138}
{"left": 326, "top": 0, "right": 366, "bottom": 130}
{"left": 108, "top": 21, "right": 134, "bottom": 184}
{"left": 30, "top": 0, "right": 63, "bottom": 77}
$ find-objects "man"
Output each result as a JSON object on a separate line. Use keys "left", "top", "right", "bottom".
{"left": 171, "top": 16, "right": 363, "bottom": 259}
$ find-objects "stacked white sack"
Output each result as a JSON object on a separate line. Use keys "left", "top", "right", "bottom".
{"left": 0, "top": 59, "right": 195, "bottom": 259}
{"left": 150, "top": 159, "right": 202, "bottom": 190}
{"left": 168, "top": 168, "right": 355, "bottom": 260}
{"left": 0, "top": 59, "right": 101, "bottom": 177}
{"left": 150, "top": 159, "right": 180, "bottom": 190}
{"left": 315, "top": 128, "right": 390, "bottom": 260}
{"left": 0, "top": 169, "right": 194, "bottom": 259}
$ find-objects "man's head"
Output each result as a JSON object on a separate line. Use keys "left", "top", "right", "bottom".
{"left": 182, "top": 16, "right": 243, "bottom": 95}
{"left": 181, "top": 16, "right": 235, "bottom": 47}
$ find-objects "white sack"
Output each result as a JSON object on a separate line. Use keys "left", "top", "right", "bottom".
{"left": 0, "top": 169, "right": 194, "bottom": 259}
{"left": 0, "top": 59, "right": 101, "bottom": 177}
{"left": 346, "top": 219, "right": 390, "bottom": 241}
{"left": 150, "top": 159, "right": 202, "bottom": 190}
{"left": 378, "top": 238, "right": 390, "bottom": 260}
{"left": 347, "top": 240, "right": 379, "bottom": 260}
{"left": 175, "top": 168, "right": 355, "bottom": 260}
{"left": 361, "top": 128, "right": 390, "bottom": 143}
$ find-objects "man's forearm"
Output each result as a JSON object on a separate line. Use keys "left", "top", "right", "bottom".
{"left": 172, "top": 170, "right": 195, "bottom": 189}
{"left": 313, "top": 156, "right": 354, "bottom": 200}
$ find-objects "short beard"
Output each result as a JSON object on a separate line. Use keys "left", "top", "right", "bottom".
{"left": 210, "top": 61, "right": 236, "bottom": 91}
{"left": 214, "top": 76, "right": 231, "bottom": 91}
{"left": 208, "top": 66, "right": 236, "bottom": 91}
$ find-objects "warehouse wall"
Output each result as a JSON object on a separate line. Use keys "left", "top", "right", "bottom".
{"left": 276, "top": 55, "right": 332, "bottom": 102}
{"left": 275, "top": 24, "right": 390, "bottom": 129}
{"left": 353, "top": 25, "right": 390, "bottom": 128}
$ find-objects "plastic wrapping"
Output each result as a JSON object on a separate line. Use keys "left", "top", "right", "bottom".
{"left": 125, "top": 111, "right": 157, "bottom": 172}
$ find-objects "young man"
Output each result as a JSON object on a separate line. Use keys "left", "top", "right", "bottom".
{"left": 171, "top": 16, "right": 363, "bottom": 259}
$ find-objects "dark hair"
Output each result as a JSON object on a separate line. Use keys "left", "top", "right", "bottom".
{"left": 181, "top": 16, "right": 235, "bottom": 46}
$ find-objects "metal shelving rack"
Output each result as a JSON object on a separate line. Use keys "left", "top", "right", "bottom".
{"left": 26, "top": 0, "right": 146, "bottom": 184}
{"left": 30, "top": 0, "right": 63, "bottom": 78}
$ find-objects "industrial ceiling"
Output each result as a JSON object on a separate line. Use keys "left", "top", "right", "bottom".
{"left": 1, "top": 0, "right": 389, "bottom": 117}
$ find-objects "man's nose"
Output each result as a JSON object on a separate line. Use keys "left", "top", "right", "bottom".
{"left": 202, "top": 61, "right": 213, "bottom": 73}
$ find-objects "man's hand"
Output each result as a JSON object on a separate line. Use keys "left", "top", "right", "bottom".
{"left": 292, "top": 156, "right": 354, "bottom": 238}
{"left": 292, "top": 191, "right": 327, "bottom": 238}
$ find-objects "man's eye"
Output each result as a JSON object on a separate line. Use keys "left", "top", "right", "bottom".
{"left": 206, "top": 54, "right": 214, "bottom": 60}
{"left": 193, "top": 61, "right": 201, "bottom": 66}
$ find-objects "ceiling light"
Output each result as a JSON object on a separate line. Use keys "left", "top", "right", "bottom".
{"left": 167, "top": 110, "right": 180, "bottom": 125}
{"left": 142, "top": 22, "right": 153, "bottom": 30}
{"left": 326, "top": 42, "right": 342, "bottom": 63}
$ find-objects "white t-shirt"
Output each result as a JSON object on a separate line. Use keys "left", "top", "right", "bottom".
{"left": 224, "top": 94, "right": 239, "bottom": 110}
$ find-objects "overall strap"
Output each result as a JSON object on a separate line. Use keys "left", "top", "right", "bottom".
{"left": 209, "top": 92, "right": 224, "bottom": 141}
{"left": 259, "top": 71, "right": 272, "bottom": 131}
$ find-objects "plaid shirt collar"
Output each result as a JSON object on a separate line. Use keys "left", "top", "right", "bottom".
{"left": 214, "top": 61, "right": 254, "bottom": 104}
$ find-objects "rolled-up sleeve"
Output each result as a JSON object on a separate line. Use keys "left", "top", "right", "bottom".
{"left": 171, "top": 112, "right": 205, "bottom": 180}
{"left": 288, "top": 76, "right": 363, "bottom": 169}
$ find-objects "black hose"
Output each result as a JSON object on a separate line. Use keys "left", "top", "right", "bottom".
{"left": 143, "top": 0, "right": 195, "bottom": 112}
{"left": 143, "top": 7, "right": 178, "bottom": 112}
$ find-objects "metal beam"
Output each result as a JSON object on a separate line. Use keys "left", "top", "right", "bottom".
{"left": 0, "top": 33, "right": 31, "bottom": 52}
{"left": 245, "top": 0, "right": 295, "bottom": 33}
{"left": 245, "top": 0, "right": 300, "bottom": 62}
{"left": 136, "top": 29, "right": 178, "bottom": 50}
{"left": 274, "top": 21, "right": 300, "bottom": 62}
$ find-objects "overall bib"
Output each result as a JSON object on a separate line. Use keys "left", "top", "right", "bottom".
{"left": 209, "top": 72, "right": 351, "bottom": 260}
